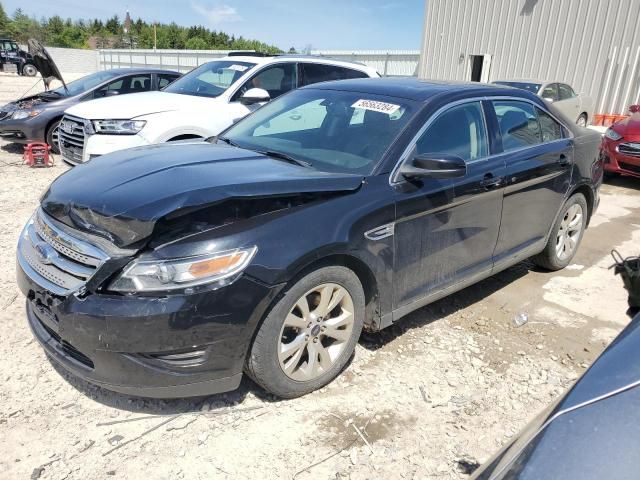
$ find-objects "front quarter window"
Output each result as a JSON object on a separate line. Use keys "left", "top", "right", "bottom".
{"left": 222, "top": 89, "right": 416, "bottom": 174}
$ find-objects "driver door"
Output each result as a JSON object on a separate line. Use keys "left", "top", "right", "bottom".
{"left": 227, "top": 63, "right": 299, "bottom": 122}
{"left": 393, "top": 101, "right": 505, "bottom": 309}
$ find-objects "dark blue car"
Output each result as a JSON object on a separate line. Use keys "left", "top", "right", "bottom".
{"left": 16, "top": 78, "right": 603, "bottom": 398}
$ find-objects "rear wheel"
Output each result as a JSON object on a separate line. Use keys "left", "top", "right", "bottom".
{"left": 576, "top": 113, "right": 587, "bottom": 127}
{"left": 245, "top": 266, "right": 364, "bottom": 398}
{"left": 22, "top": 63, "right": 38, "bottom": 77}
{"left": 533, "top": 193, "right": 588, "bottom": 271}
{"left": 46, "top": 120, "right": 61, "bottom": 154}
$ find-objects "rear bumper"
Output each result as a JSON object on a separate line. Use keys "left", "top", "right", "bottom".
{"left": 17, "top": 257, "right": 283, "bottom": 398}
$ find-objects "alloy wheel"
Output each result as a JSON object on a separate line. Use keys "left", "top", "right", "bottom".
{"left": 278, "top": 283, "right": 355, "bottom": 382}
{"left": 576, "top": 115, "right": 587, "bottom": 127}
{"left": 556, "top": 203, "right": 583, "bottom": 261}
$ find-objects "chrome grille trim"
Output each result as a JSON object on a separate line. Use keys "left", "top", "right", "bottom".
{"left": 17, "top": 209, "right": 110, "bottom": 295}
{"left": 59, "top": 115, "right": 87, "bottom": 165}
{"left": 618, "top": 142, "right": 640, "bottom": 157}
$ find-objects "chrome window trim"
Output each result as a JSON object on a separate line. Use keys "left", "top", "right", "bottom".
{"left": 389, "top": 95, "right": 574, "bottom": 185}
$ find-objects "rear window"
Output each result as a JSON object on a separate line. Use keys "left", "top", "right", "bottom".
{"left": 494, "top": 82, "right": 541, "bottom": 95}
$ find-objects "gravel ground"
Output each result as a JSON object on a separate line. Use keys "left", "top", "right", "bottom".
{"left": 1, "top": 73, "right": 639, "bottom": 480}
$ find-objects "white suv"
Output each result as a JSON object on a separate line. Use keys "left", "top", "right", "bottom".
{"left": 59, "top": 55, "right": 379, "bottom": 164}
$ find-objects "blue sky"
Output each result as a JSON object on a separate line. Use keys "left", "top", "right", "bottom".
{"left": 4, "top": 0, "right": 425, "bottom": 50}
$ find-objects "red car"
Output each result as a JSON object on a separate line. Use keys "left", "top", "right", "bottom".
{"left": 601, "top": 105, "right": 640, "bottom": 178}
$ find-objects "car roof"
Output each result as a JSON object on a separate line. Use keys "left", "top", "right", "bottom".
{"left": 215, "top": 55, "right": 378, "bottom": 74}
{"left": 303, "top": 77, "right": 538, "bottom": 102}
{"left": 102, "top": 67, "right": 181, "bottom": 75}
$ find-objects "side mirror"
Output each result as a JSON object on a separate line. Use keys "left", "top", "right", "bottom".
{"left": 240, "top": 88, "right": 270, "bottom": 105}
{"left": 104, "top": 90, "right": 120, "bottom": 97}
{"left": 401, "top": 154, "right": 467, "bottom": 180}
{"left": 629, "top": 104, "right": 640, "bottom": 114}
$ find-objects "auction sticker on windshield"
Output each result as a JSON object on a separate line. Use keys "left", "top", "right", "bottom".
{"left": 228, "top": 64, "right": 249, "bottom": 72}
{"left": 351, "top": 99, "right": 401, "bottom": 114}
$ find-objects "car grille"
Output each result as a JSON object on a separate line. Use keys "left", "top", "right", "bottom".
{"left": 58, "top": 115, "right": 87, "bottom": 165}
{"left": 17, "top": 208, "right": 109, "bottom": 296}
{"left": 619, "top": 161, "right": 640, "bottom": 175}
{"left": 618, "top": 142, "right": 640, "bottom": 158}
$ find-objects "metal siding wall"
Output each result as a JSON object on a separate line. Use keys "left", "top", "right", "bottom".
{"left": 421, "top": 0, "right": 640, "bottom": 114}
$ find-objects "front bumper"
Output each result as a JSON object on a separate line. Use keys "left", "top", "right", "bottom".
{"left": 17, "top": 258, "right": 282, "bottom": 398}
{"left": 82, "top": 133, "right": 149, "bottom": 163}
{"left": 0, "top": 117, "right": 44, "bottom": 143}
{"left": 601, "top": 142, "right": 640, "bottom": 178}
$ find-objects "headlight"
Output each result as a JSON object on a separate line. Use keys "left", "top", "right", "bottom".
{"left": 92, "top": 119, "right": 146, "bottom": 135}
{"left": 12, "top": 109, "right": 42, "bottom": 119}
{"left": 109, "top": 246, "right": 257, "bottom": 293}
{"left": 605, "top": 128, "right": 623, "bottom": 141}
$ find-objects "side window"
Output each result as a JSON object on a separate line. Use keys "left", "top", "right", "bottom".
{"left": 540, "top": 84, "right": 558, "bottom": 102}
{"left": 158, "top": 74, "right": 178, "bottom": 89}
{"left": 558, "top": 84, "right": 576, "bottom": 100}
{"left": 235, "top": 63, "right": 297, "bottom": 101}
{"left": 127, "top": 75, "right": 152, "bottom": 93}
{"left": 493, "top": 100, "right": 542, "bottom": 151}
{"left": 93, "top": 78, "right": 124, "bottom": 98}
{"left": 537, "top": 108, "right": 564, "bottom": 142}
{"left": 415, "top": 102, "right": 488, "bottom": 162}
{"left": 301, "top": 63, "right": 368, "bottom": 86}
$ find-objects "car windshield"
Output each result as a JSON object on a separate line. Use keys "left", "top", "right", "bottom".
{"left": 221, "top": 88, "right": 417, "bottom": 175}
{"left": 163, "top": 60, "right": 256, "bottom": 98}
{"left": 50, "top": 71, "right": 121, "bottom": 97}
{"left": 493, "top": 81, "right": 542, "bottom": 94}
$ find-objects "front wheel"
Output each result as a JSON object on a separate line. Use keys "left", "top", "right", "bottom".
{"left": 533, "top": 193, "right": 588, "bottom": 271}
{"left": 245, "top": 266, "right": 365, "bottom": 398}
{"left": 46, "top": 120, "right": 61, "bottom": 154}
{"left": 22, "top": 63, "right": 38, "bottom": 77}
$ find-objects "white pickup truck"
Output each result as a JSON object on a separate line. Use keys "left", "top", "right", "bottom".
{"left": 59, "top": 55, "right": 379, "bottom": 165}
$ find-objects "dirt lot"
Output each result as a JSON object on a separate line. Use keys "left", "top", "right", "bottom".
{"left": 1, "top": 73, "right": 639, "bottom": 480}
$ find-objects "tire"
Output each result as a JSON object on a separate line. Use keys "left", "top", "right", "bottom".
{"left": 46, "top": 120, "right": 61, "bottom": 154}
{"left": 576, "top": 113, "right": 588, "bottom": 127}
{"left": 533, "top": 193, "right": 588, "bottom": 271}
{"left": 22, "top": 63, "right": 38, "bottom": 77}
{"left": 245, "top": 266, "right": 365, "bottom": 398}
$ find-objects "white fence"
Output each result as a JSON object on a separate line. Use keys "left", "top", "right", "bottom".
{"left": 97, "top": 49, "right": 421, "bottom": 76}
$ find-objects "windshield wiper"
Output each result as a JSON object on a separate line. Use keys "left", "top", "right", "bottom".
{"left": 258, "top": 150, "right": 312, "bottom": 168}
{"left": 217, "top": 136, "right": 240, "bottom": 147}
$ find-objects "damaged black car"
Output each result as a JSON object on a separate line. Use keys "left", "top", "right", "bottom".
{"left": 16, "top": 78, "right": 603, "bottom": 398}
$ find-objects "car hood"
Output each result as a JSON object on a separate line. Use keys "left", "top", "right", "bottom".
{"left": 611, "top": 112, "right": 640, "bottom": 138}
{"left": 66, "top": 91, "right": 221, "bottom": 120}
{"left": 27, "top": 39, "right": 65, "bottom": 88}
{"left": 41, "top": 143, "right": 364, "bottom": 248}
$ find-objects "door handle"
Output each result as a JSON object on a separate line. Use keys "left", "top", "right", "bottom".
{"left": 480, "top": 173, "right": 503, "bottom": 189}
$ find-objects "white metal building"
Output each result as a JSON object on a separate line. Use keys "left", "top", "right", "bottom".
{"left": 419, "top": 0, "right": 640, "bottom": 115}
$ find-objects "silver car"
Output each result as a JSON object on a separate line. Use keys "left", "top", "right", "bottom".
{"left": 493, "top": 80, "right": 594, "bottom": 127}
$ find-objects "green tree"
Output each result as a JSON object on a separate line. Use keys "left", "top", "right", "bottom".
{"left": 0, "top": 2, "right": 13, "bottom": 37}
{"left": 185, "top": 37, "right": 208, "bottom": 50}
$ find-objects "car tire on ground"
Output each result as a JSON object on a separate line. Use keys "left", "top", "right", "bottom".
{"left": 576, "top": 113, "right": 588, "bottom": 127}
{"left": 46, "top": 120, "right": 61, "bottom": 154}
{"left": 22, "top": 63, "right": 38, "bottom": 76}
{"left": 245, "top": 266, "right": 365, "bottom": 398}
{"left": 533, "top": 193, "right": 588, "bottom": 271}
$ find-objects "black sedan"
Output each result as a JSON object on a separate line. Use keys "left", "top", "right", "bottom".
{"left": 0, "top": 68, "right": 180, "bottom": 153}
{"left": 16, "top": 78, "right": 603, "bottom": 399}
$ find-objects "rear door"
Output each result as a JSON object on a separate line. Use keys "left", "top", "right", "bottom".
{"left": 393, "top": 100, "right": 504, "bottom": 309}
{"left": 489, "top": 99, "right": 573, "bottom": 266}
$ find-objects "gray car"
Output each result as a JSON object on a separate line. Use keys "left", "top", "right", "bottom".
{"left": 0, "top": 68, "right": 180, "bottom": 153}
{"left": 493, "top": 80, "right": 594, "bottom": 127}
